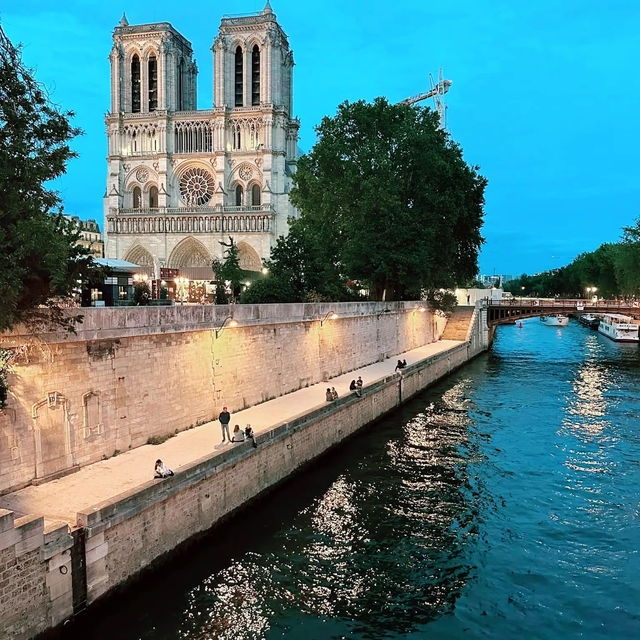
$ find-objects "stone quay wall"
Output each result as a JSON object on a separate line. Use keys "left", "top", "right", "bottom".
{"left": 0, "top": 307, "right": 488, "bottom": 640}
{"left": 0, "top": 510, "right": 73, "bottom": 640}
{"left": 0, "top": 302, "right": 442, "bottom": 495}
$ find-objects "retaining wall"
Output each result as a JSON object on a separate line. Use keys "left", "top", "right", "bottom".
{"left": 0, "top": 302, "right": 441, "bottom": 494}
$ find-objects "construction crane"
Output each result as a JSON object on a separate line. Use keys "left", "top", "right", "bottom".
{"left": 398, "top": 68, "right": 451, "bottom": 130}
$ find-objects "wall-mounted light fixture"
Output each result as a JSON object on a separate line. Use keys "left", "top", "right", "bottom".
{"left": 320, "top": 311, "right": 338, "bottom": 327}
{"left": 214, "top": 316, "right": 238, "bottom": 339}
{"left": 414, "top": 305, "right": 427, "bottom": 313}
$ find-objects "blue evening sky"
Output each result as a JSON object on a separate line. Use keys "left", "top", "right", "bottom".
{"left": 2, "top": 1, "right": 639, "bottom": 276}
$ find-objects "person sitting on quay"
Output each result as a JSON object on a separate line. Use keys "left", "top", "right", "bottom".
{"left": 245, "top": 424, "right": 257, "bottom": 448}
{"left": 331, "top": 387, "right": 339, "bottom": 400}
{"left": 349, "top": 379, "right": 362, "bottom": 397}
{"left": 326, "top": 388, "right": 334, "bottom": 402}
{"left": 231, "top": 424, "right": 245, "bottom": 443}
{"left": 154, "top": 459, "right": 174, "bottom": 479}
{"left": 395, "top": 359, "right": 407, "bottom": 372}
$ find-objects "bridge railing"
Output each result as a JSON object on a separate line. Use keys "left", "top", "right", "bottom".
{"left": 484, "top": 298, "right": 640, "bottom": 309}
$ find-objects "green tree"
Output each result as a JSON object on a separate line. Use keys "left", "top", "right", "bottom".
{"left": 211, "top": 237, "right": 244, "bottom": 303}
{"left": 0, "top": 24, "right": 95, "bottom": 332}
{"left": 132, "top": 282, "right": 151, "bottom": 305}
{"left": 289, "top": 97, "right": 486, "bottom": 300}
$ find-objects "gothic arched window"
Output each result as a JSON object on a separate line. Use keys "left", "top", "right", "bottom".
{"left": 149, "top": 186, "right": 158, "bottom": 209}
{"left": 131, "top": 55, "right": 141, "bottom": 113}
{"left": 251, "top": 45, "right": 260, "bottom": 106}
{"left": 148, "top": 55, "right": 158, "bottom": 111}
{"left": 235, "top": 185, "right": 243, "bottom": 207}
{"left": 133, "top": 186, "right": 142, "bottom": 209}
{"left": 235, "top": 47, "right": 243, "bottom": 107}
{"left": 251, "top": 184, "right": 261, "bottom": 206}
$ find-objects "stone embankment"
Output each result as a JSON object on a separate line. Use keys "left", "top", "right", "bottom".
{"left": 0, "top": 302, "right": 488, "bottom": 639}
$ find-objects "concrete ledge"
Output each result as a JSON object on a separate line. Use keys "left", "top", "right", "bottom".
{"left": 42, "top": 521, "right": 73, "bottom": 561}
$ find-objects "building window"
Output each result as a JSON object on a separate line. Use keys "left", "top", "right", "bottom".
{"left": 251, "top": 45, "right": 260, "bottom": 106}
{"left": 148, "top": 55, "right": 157, "bottom": 111}
{"left": 235, "top": 47, "right": 243, "bottom": 107}
{"left": 149, "top": 186, "right": 158, "bottom": 209}
{"left": 251, "top": 184, "right": 261, "bottom": 206}
{"left": 131, "top": 55, "right": 141, "bottom": 113}
{"left": 235, "top": 185, "right": 243, "bottom": 207}
{"left": 133, "top": 186, "right": 142, "bottom": 209}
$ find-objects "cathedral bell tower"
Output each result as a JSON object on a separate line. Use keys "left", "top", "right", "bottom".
{"left": 103, "top": 4, "right": 299, "bottom": 284}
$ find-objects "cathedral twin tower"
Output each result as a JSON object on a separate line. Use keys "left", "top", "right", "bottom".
{"left": 104, "top": 2, "right": 299, "bottom": 279}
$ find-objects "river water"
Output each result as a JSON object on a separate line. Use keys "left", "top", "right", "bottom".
{"left": 65, "top": 319, "right": 640, "bottom": 639}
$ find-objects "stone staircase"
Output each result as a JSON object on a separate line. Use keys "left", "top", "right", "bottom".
{"left": 441, "top": 307, "right": 475, "bottom": 341}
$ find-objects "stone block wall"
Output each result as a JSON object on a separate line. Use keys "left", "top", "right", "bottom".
{"left": 0, "top": 510, "right": 73, "bottom": 640}
{"left": 0, "top": 302, "right": 438, "bottom": 494}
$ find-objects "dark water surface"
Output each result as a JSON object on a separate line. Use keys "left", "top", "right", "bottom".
{"left": 65, "top": 319, "right": 640, "bottom": 639}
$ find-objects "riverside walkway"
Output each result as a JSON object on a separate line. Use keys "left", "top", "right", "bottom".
{"left": 0, "top": 339, "right": 463, "bottom": 526}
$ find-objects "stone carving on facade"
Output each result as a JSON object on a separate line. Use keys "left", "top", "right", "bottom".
{"left": 135, "top": 167, "right": 149, "bottom": 183}
{"left": 238, "top": 164, "right": 253, "bottom": 181}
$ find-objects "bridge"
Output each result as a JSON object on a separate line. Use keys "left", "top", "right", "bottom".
{"left": 485, "top": 298, "right": 640, "bottom": 326}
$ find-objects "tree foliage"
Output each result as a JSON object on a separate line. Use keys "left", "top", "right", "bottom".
{"left": 286, "top": 98, "right": 486, "bottom": 300}
{"left": 504, "top": 219, "right": 640, "bottom": 298}
{"left": 212, "top": 237, "right": 245, "bottom": 303}
{"left": 0, "top": 24, "right": 95, "bottom": 332}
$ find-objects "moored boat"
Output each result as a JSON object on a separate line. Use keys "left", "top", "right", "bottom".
{"left": 597, "top": 314, "right": 639, "bottom": 342}
{"left": 578, "top": 314, "right": 600, "bottom": 329}
{"left": 540, "top": 314, "right": 569, "bottom": 327}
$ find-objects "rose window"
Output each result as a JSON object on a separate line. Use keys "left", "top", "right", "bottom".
{"left": 135, "top": 167, "right": 149, "bottom": 183}
{"left": 179, "top": 167, "right": 214, "bottom": 206}
{"left": 239, "top": 164, "right": 253, "bottom": 181}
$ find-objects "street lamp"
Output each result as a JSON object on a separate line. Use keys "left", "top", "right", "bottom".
{"left": 214, "top": 316, "right": 238, "bottom": 339}
{"left": 320, "top": 311, "right": 338, "bottom": 326}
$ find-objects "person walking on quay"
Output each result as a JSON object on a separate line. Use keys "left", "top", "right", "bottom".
{"left": 219, "top": 406, "right": 231, "bottom": 442}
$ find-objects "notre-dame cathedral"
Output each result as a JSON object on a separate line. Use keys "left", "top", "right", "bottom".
{"left": 103, "top": 2, "right": 299, "bottom": 280}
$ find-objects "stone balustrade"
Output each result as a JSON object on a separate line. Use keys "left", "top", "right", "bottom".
{"left": 106, "top": 206, "right": 274, "bottom": 234}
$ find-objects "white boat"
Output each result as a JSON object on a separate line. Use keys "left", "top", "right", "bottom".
{"left": 597, "top": 314, "right": 639, "bottom": 342}
{"left": 540, "top": 314, "right": 569, "bottom": 327}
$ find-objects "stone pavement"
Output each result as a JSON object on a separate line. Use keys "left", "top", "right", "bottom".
{"left": 0, "top": 339, "right": 462, "bottom": 526}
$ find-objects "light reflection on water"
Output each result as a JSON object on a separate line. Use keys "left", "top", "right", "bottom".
{"left": 62, "top": 319, "right": 640, "bottom": 640}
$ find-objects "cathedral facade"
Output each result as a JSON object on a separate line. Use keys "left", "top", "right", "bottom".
{"left": 103, "top": 2, "right": 299, "bottom": 280}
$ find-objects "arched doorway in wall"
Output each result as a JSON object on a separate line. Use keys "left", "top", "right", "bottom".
{"left": 167, "top": 237, "right": 214, "bottom": 302}
{"left": 124, "top": 244, "right": 155, "bottom": 275}
{"left": 236, "top": 241, "right": 262, "bottom": 272}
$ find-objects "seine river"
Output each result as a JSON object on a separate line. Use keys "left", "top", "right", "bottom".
{"left": 65, "top": 319, "right": 640, "bottom": 639}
